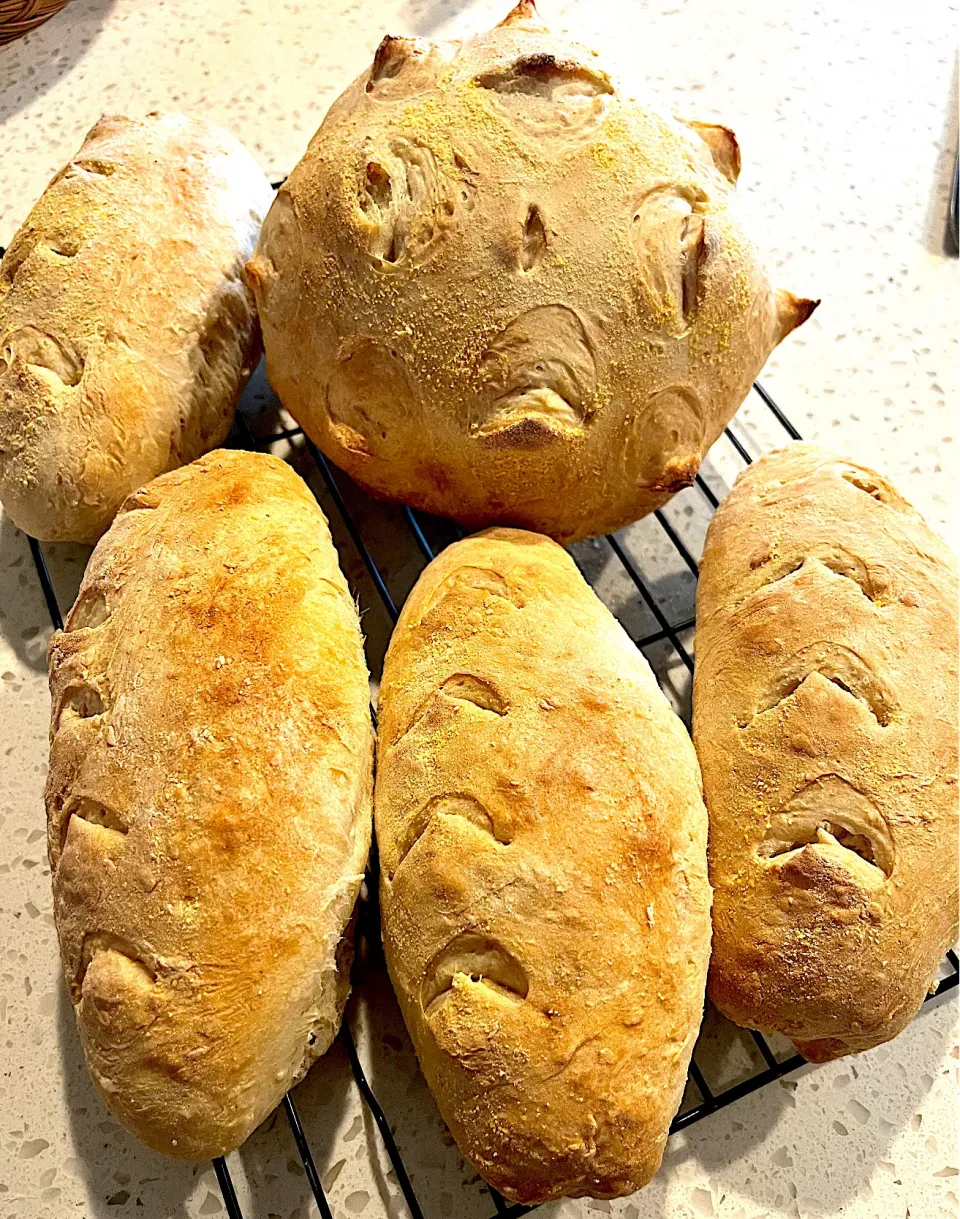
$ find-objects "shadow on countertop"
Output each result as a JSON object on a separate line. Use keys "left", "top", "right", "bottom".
{"left": 0, "top": 514, "right": 50, "bottom": 672}
{"left": 0, "top": 0, "right": 116, "bottom": 126}
{"left": 671, "top": 989, "right": 956, "bottom": 1216}
{"left": 0, "top": 514, "right": 89, "bottom": 671}
{"left": 923, "top": 55, "right": 959, "bottom": 257}
{"left": 56, "top": 970, "right": 362, "bottom": 1218}
{"left": 399, "top": 0, "right": 483, "bottom": 38}
{"left": 56, "top": 982, "right": 201, "bottom": 1218}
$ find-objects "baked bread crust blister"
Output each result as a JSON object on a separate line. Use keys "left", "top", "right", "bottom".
{"left": 0, "top": 113, "right": 274, "bottom": 543}
{"left": 375, "top": 526, "right": 712, "bottom": 1202}
{"left": 248, "top": 1, "right": 815, "bottom": 543}
{"left": 694, "top": 443, "right": 959, "bottom": 1062}
{"left": 46, "top": 449, "right": 374, "bottom": 1159}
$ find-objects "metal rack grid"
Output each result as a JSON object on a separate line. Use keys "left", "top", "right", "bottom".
{"left": 25, "top": 379, "right": 960, "bottom": 1219}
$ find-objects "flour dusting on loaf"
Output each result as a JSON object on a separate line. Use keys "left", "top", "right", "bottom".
{"left": 0, "top": 113, "right": 273, "bottom": 543}
{"left": 46, "top": 449, "right": 373, "bottom": 1159}
{"left": 375, "top": 527, "right": 711, "bottom": 1202}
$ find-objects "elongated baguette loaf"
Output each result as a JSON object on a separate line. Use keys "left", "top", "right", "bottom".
{"left": 694, "top": 444, "right": 959, "bottom": 1062}
{"left": 46, "top": 449, "right": 373, "bottom": 1159}
{"left": 375, "top": 527, "right": 711, "bottom": 1202}
{"left": 0, "top": 113, "right": 273, "bottom": 543}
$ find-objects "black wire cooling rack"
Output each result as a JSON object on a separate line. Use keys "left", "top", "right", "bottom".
{"left": 24, "top": 377, "right": 960, "bottom": 1219}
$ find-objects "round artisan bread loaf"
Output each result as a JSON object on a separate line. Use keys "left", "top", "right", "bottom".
{"left": 247, "top": 0, "right": 816, "bottom": 542}
{"left": 0, "top": 113, "right": 273, "bottom": 544}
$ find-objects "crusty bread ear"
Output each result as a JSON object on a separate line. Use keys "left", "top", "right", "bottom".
{"left": 498, "top": 0, "right": 541, "bottom": 26}
{"left": 775, "top": 288, "right": 820, "bottom": 342}
{"left": 372, "top": 34, "right": 421, "bottom": 76}
{"left": 685, "top": 119, "right": 742, "bottom": 182}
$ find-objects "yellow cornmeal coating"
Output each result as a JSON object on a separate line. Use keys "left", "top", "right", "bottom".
{"left": 695, "top": 443, "right": 959, "bottom": 1063}
{"left": 375, "top": 526, "right": 711, "bottom": 1202}
{"left": 248, "top": 1, "right": 816, "bottom": 541}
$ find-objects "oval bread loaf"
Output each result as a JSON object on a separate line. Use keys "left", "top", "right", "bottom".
{"left": 375, "top": 527, "right": 711, "bottom": 1202}
{"left": 46, "top": 449, "right": 374, "bottom": 1159}
{"left": 248, "top": 1, "right": 815, "bottom": 543}
{"left": 693, "top": 444, "right": 959, "bottom": 1062}
{"left": 0, "top": 113, "right": 273, "bottom": 544}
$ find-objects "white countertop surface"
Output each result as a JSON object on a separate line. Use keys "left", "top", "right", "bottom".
{"left": 0, "top": 2, "right": 957, "bottom": 1217}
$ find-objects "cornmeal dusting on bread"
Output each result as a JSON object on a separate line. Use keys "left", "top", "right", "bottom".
{"left": 694, "top": 443, "right": 959, "bottom": 1063}
{"left": 247, "top": 1, "right": 816, "bottom": 542}
{"left": 375, "top": 527, "right": 711, "bottom": 1202}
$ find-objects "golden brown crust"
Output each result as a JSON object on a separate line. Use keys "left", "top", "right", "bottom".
{"left": 693, "top": 444, "right": 959, "bottom": 1061}
{"left": 375, "top": 527, "right": 711, "bottom": 1201}
{"left": 0, "top": 113, "right": 274, "bottom": 543}
{"left": 247, "top": 8, "right": 815, "bottom": 543}
{"left": 46, "top": 449, "right": 373, "bottom": 1158}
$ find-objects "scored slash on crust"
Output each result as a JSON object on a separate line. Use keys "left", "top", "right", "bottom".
{"left": 758, "top": 775, "right": 895, "bottom": 879}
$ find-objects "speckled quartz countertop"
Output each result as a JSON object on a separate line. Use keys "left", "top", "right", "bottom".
{"left": 0, "top": 2, "right": 957, "bottom": 1217}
